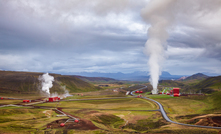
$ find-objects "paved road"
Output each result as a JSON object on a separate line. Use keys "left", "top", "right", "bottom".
{"left": 132, "top": 85, "right": 221, "bottom": 129}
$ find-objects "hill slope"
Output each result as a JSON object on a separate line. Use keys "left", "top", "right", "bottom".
{"left": 191, "top": 76, "right": 221, "bottom": 93}
{"left": 0, "top": 71, "right": 100, "bottom": 96}
{"left": 159, "top": 80, "right": 185, "bottom": 87}
{"left": 184, "top": 73, "right": 209, "bottom": 81}
{"left": 159, "top": 75, "right": 221, "bottom": 94}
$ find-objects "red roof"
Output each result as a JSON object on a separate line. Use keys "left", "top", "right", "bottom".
{"left": 174, "top": 94, "right": 180, "bottom": 97}
{"left": 173, "top": 88, "right": 180, "bottom": 94}
{"left": 23, "top": 100, "right": 30, "bottom": 103}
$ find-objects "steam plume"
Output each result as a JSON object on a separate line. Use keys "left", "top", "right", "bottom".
{"left": 38, "top": 73, "right": 54, "bottom": 96}
{"left": 141, "top": 0, "right": 176, "bottom": 94}
{"left": 61, "top": 85, "right": 72, "bottom": 98}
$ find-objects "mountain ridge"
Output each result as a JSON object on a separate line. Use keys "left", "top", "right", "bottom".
{"left": 73, "top": 71, "right": 186, "bottom": 81}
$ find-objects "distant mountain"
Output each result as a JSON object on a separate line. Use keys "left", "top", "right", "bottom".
{"left": 184, "top": 73, "right": 209, "bottom": 81}
{"left": 177, "top": 76, "right": 188, "bottom": 81}
{"left": 73, "top": 71, "right": 185, "bottom": 81}
{"left": 202, "top": 72, "right": 221, "bottom": 76}
{"left": 74, "top": 75, "right": 119, "bottom": 84}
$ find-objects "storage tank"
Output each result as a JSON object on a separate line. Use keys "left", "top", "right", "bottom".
{"left": 60, "top": 123, "right": 65, "bottom": 127}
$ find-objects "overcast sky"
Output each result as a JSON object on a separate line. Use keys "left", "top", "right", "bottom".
{"left": 0, "top": 0, "right": 221, "bottom": 75}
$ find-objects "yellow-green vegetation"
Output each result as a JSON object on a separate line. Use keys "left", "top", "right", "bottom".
{"left": 92, "top": 114, "right": 124, "bottom": 128}
{"left": 0, "top": 107, "right": 68, "bottom": 133}
{"left": 1, "top": 88, "right": 221, "bottom": 133}
{"left": 35, "top": 98, "right": 157, "bottom": 110}
{"left": 147, "top": 91, "right": 221, "bottom": 126}
{"left": 147, "top": 94, "right": 174, "bottom": 99}
{"left": 0, "top": 99, "right": 23, "bottom": 105}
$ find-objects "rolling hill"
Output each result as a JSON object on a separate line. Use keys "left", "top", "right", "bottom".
{"left": 183, "top": 73, "right": 209, "bottom": 81}
{"left": 159, "top": 73, "right": 221, "bottom": 94}
{"left": 159, "top": 80, "right": 185, "bottom": 87}
{"left": 191, "top": 76, "right": 221, "bottom": 93}
{"left": 0, "top": 71, "right": 101, "bottom": 96}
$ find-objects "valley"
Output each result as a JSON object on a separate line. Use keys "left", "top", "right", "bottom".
{"left": 0, "top": 71, "right": 221, "bottom": 133}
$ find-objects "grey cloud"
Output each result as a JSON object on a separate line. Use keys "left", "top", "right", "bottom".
{"left": 0, "top": 0, "right": 221, "bottom": 75}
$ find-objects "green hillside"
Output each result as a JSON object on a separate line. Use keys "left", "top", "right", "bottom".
{"left": 159, "top": 75, "right": 221, "bottom": 94}
{"left": 181, "top": 73, "right": 209, "bottom": 86}
{"left": 0, "top": 71, "right": 101, "bottom": 96}
{"left": 184, "top": 73, "right": 209, "bottom": 81}
{"left": 159, "top": 80, "right": 185, "bottom": 87}
{"left": 191, "top": 76, "right": 221, "bottom": 93}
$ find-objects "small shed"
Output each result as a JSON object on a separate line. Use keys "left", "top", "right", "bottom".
{"left": 173, "top": 88, "right": 180, "bottom": 94}
{"left": 173, "top": 88, "right": 180, "bottom": 97}
{"left": 23, "top": 100, "right": 30, "bottom": 103}
{"left": 49, "top": 97, "right": 54, "bottom": 102}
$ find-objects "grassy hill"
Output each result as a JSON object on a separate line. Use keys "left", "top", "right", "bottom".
{"left": 159, "top": 80, "right": 185, "bottom": 87}
{"left": 184, "top": 73, "right": 209, "bottom": 81}
{"left": 0, "top": 71, "right": 101, "bottom": 96}
{"left": 180, "top": 73, "right": 209, "bottom": 86}
{"left": 159, "top": 75, "right": 221, "bottom": 94}
{"left": 191, "top": 76, "right": 221, "bottom": 93}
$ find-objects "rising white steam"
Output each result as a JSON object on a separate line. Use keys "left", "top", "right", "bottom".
{"left": 61, "top": 85, "right": 72, "bottom": 98}
{"left": 38, "top": 73, "right": 54, "bottom": 95}
{"left": 141, "top": 0, "right": 176, "bottom": 94}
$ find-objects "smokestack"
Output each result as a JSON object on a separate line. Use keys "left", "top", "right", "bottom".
{"left": 38, "top": 73, "right": 54, "bottom": 96}
{"left": 141, "top": 0, "right": 176, "bottom": 94}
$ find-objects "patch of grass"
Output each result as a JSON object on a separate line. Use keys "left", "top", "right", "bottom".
{"left": 0, "top": 106, "right": 30, "bottom": 109}
{"left": 148, "top": 94, "right": 174, "bottom": 99}
{"left": 153, "top": 128, "right": 219, "bottom": 134}
{"left": 0, "top": 99, "right": 24, "bottom": 105}
{"left": 92, "top": 114, "right": 124, "bottom": 128}
{"left": 209, "top": 91, "right": 221, "bottom": 110}
{"left": 35, "top": 98, "right": 156, "bottom": 110}
{"left": 0, "top": 108, "right": 68, "bottom": 133}
{"left": 125, "top": 119, "right": 168, "bottom": 131}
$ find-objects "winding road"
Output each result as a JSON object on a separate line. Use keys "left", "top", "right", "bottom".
{"left": 132, "top": 85, "right": 221, "bottom": 129}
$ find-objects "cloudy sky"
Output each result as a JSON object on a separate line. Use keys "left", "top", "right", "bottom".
{"left": 0, "top": 0, "right": 221, "bottom": 75}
